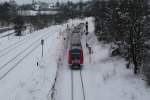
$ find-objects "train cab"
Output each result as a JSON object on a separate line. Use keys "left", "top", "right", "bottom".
{"left": 68, "top": 46, "right": 83, "bottom": 69}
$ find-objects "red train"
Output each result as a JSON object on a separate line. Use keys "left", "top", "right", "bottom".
{"left": 68, "top": 23, "right": 84, "bottom": 69}
{"left": 68, "top": 46, "right": 84, "bottom": 69}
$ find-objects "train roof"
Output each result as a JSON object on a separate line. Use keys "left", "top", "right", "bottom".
{"left": 72, "top": 29, "right": 80, "bottom": 33}
{"left": 71, "top": 32, "right": 81, "bottom": 43}
{"left": 70, "top": 23, "right": 84, "bottom": 50}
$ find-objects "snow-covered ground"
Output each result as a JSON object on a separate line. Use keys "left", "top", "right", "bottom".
{"left": 82, "top": 38, "right": 150, "bottom": 100}
{"left": 0, "top": 17, "right": 150, "bottom": 100}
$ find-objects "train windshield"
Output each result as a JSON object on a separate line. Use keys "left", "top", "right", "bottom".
{"left": 71, "top": 49, "right": 80, "bottom": 59}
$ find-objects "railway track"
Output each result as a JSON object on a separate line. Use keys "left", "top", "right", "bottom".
{"left": 0, "top": 31, "right": 56, "bottom": 80}
{"left": 0, "top": 36, "right": 29, "bottom": 58}
{"left": 0, "top": 30, "right": 50, "bottom": 58}
{"left": 71, "top": 70, "right": 85, "bottom": 100}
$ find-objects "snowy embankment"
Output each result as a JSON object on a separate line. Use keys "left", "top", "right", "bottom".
{"left": 82, "top": 18, "right": 150, "bottom": 100}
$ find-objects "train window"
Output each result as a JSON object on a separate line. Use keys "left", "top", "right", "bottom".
{"left": 72, "top": 43, "right": 81, "bottom": 46}
{"left": 71, "top": 49, "right": 80, "bottom": 59}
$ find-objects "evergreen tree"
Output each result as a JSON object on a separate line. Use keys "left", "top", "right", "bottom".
{"left": 14, "top": 16, "right": 25, "bottom": 36}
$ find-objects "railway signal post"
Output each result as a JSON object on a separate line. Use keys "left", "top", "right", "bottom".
{"left": 85, "top": 21, "right": 89, "bottom": 47}
{"left": 41, "top": 39, "right": 44, "bottom": 57}
{"left": 86, "top": 21, "right": 88, "bottom": 32}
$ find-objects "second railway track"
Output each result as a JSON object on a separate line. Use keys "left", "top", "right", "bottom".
{"left": 0, "top": 31, "right": 56, "bottom": 80}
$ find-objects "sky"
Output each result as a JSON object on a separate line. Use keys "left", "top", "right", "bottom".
{"left": 0, "top": 0, "right": 90, "bottom": 5}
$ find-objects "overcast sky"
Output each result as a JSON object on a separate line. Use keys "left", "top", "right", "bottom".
{"left": 0, "top": 0, "right": 90, "bottom": 5}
